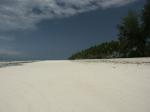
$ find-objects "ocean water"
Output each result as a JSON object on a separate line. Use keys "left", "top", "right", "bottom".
{"left": 0, "top": 61, "right": 34, "bottom": 68}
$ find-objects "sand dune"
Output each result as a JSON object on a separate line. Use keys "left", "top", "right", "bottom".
{"left": 0, "top": 58, "right": 150, "bottom": 112}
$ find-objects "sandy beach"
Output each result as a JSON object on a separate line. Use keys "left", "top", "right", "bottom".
{"left": 0, "top": 58, "right": 150, "bottom": 112}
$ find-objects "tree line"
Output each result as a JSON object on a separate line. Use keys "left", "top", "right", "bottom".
{"left": 69, "top": 0, "right": 150, "bottom": 60}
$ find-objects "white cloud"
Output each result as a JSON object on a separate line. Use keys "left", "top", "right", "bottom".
{"left": 0, "top": 0, "right": 138, "bottom": 31}
{"left": 100, "top": 0, "right": 137, "bottom": 8}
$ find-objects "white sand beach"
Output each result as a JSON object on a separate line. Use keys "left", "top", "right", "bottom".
{"left": 0, "top": 58, "right": 150, "bottom": 112}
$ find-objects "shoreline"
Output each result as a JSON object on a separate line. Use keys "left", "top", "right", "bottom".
{"left": 0, "top": 61, "right": 36, "bottom": 68}
{"left": 0, "top": 57, "right": 150, "bottom": 68}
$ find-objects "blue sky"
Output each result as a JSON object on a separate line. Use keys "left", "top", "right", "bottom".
{"left": 0, "top": 0, "right": 146, "bottom": 60}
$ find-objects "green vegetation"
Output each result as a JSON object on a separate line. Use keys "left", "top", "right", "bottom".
{"left": 69, "top": 0, "right": 150, "bottom": 60}
{"left": 118, "top": 11, "right": 144, "bottom": 57}
{"left": 69, "top": 41, "right": 120, "bottom": 59}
